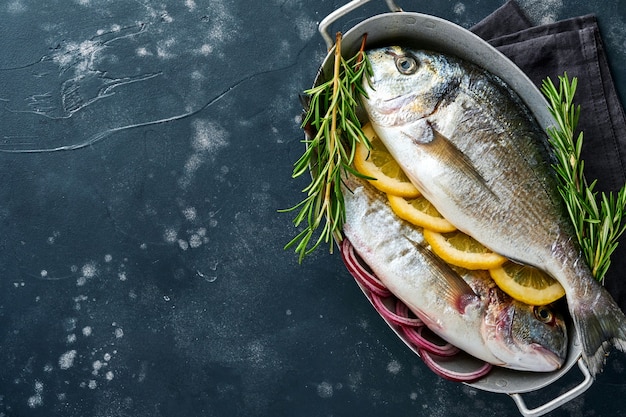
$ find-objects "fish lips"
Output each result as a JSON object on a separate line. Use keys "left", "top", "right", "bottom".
{"left": 528, "top": 343, "right": 568, "bottom": 371}
{"left": 369, "top": 93, "right": 420, "bottom": 116}
{"left": 363, "top": 91, "right": 435, "bottom": 129}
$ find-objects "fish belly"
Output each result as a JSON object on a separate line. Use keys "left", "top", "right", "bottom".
{"left": 342, "top": 176, "right": 502, "bottom": 365}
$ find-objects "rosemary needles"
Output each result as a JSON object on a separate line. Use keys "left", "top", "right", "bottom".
{"left": 283, "top": 33, "right": 372, "bottom": 262}
{"left": 542, "top": 73, "right": 626, "bottom": 283}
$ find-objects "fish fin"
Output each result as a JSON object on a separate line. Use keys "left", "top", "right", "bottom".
{"left": 399, "top": 119, "right": 434, "bottom": 144}
{"left": 404, "top": 236, "right": 479, "bottom": 314}
{"left": 572, "top": 286, "right": 626, "bottom": 377}
{"left": 419, "top": 127, "right": 499, "bottom": 201}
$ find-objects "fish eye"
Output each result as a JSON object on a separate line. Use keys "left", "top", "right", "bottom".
{"left": 533, "top": 306, "right": 554, "bottom": 324}
{"left": 395, "top": 55, "right": 418, "bottom": 75}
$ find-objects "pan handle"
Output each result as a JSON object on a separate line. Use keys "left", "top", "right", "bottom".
{"left": 318, "top": 0, "right": 403, "bottom": 49}
{"left": 509, "top": 358, "right": 593, "bottom": 417}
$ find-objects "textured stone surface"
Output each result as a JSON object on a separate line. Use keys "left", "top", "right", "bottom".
{"left": 0, "top": 1, "right": 625, "bottom": 416}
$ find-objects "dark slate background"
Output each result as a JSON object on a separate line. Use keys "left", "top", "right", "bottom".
{"left": 0, "top": 1, "right": 625, "bottom": 416}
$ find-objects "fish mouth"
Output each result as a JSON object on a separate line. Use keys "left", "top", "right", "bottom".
{"left": 365, "top": 92, "right": 431, "bottom": 128}
{"left": 375, "top": 93, "right": 419, "bottom": 115}
{"left": 529, "top": 343, "right": 565, "bottom": 371}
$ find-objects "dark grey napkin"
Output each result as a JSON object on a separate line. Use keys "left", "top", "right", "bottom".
{"left": 471, "top": 1, "right": 626, "bottom": 310}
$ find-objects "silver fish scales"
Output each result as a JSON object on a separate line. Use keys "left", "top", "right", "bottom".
{"left": 341, "top": 174, "right": 568, "bottom": 371}
{"left": 360, "top": 46, "right": 626, "bottom": 376}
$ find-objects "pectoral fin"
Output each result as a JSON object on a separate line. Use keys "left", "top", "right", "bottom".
{"left": 402, "top": 123, "right": 499, "bottom": 201}
{"left": 405, "top": 237, "right": 479, "bottom": 314}
{"left": 433, "top": 129, "right": 499, "bottom": 200}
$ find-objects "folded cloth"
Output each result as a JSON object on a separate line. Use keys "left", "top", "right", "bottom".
{"left": 471, "top": 1, "right": 626, "bottom": 310}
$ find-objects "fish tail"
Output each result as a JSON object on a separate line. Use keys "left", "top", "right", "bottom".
{"left": 571, "top": 286, "right": 626, "bottom": 377}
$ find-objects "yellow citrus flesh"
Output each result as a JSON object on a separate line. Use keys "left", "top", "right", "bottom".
{"left": 353, "top": 124, "right": 421, "bottom": 198}
{"left": 423, "top": 229, "right": 507, "bottom": 270}
{"left": 489, "top": 261, "right": 566, "bottom": 305}
{"left": 388, "top": 194, "right": 457, "bottom": 233}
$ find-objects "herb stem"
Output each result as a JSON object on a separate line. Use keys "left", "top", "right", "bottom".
{"left": 542, "top": 73, "right": 626, "bottom": 283}
{"left": 282, "top": 33, "right": 371, "bottom": 262}
{"left": 325, "top": 33, "right": 342, "bottom": 240}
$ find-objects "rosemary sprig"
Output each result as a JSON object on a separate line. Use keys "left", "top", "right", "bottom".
{"left": 282, "top": 33, "right": 372, "bottom": 262}
{"left": 541, "top": 73, "right": 626, "bottom": 283}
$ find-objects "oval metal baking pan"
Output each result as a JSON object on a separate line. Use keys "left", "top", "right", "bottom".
{"left": 307, "top": 1, "right": 593, "bottom": 416}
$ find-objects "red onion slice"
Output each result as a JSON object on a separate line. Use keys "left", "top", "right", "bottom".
{"left": 401, "top": 325, "right": 460, "bottom": 357}
{"left": 393, "top": 300, "right": 425, "bottom": 327}
{"left": 370, "top": 292, "right": 424, "bottom": 327}
{"left": 420, "top": 349, "right": 493, "bottom": 382}
{"left": 340, "top": 239, "right": 391, "bottom": 297}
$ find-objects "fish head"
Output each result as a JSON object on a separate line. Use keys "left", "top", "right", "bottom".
{"left": 483, "top": 297, "right": 568, "bottom": 372}
{"left": 362, "top": 46, "right": 461, "bottom": 127}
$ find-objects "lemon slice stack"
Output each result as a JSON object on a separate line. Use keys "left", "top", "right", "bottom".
{"left": 352, "top": 123, "right": 565, "bottom": 306}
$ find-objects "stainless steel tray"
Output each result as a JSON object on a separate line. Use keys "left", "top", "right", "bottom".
{"left": 310, "top": 1, "right": 593, "bottom": 415}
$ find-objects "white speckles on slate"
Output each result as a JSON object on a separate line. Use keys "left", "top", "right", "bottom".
{"left": 47, "top": 230, "right": 60, "bottom": 244}
{"left": 63, "top": 317, "right": 77, "bottom": 332}
{"left": 188, "top": 234, "right": 202, "bottom": 248}
{"left": 179, "top": 119, "right": 229, "bottom": 189}
{"left": 6, "top": 0, "right": 27, "bottom": 13}
{"left": 316, "top": 381, "right": 333, "bottom": 398}
{"left": 518, "top": 0, "right": 564, "bottom": 24}
{"left": 163, "top": 228, "right": 178, "bottom": 243}
{"left": 185, "top": 0, "right": 196, "bottom": 12}
{"left": 294, "top": 16, "right": 316, "bottom": 41}
{"left": 156, "top": 37, "right": 177, "bottom": 59}
{"left": 386, "top": 360, "right": 402, "bottom": 375}
{"left": 92, "top": 360, "right": 104, "bottom": 374}
{"left": 197, "top": 43, "right": 213, "bottom": 56}
{"left": 81, "top": 262, "right": 98, "bottom": 278}
{"left": 203, "top": 0, "right": 239, "bottom": 44}
{"left": 177, "top": 239, "right": 189, "bottom": 251}
{"left": 26, "top": 380, "right": 44, "bottom": 408}
{"left": 453, "top": 2, "right": 466, "bottom": 15}
{"left": 114, "top": 327, "right": 124, "bottom": 339}
{"left": 58, "top": 350, "right": 78, "bottom": 370}
{"left": 182, "top": 206, "right": 197, "bottom": 221}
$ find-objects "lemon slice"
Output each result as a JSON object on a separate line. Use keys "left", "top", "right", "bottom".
{"left": 489, "top": 261, "right": 566, "bottom": 305}
{"left": 388, "top": 194, "right": 457, "bottom": 233}
{"left": 423, "top": 229, "right": 507, "bottom": 270}
{"left": 354, "top": 124, "right": 420, "bottom": 198}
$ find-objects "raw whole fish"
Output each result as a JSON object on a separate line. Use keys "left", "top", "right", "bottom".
{"left": 360, "top": 46, "right": 626, "bottom": 376}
